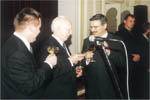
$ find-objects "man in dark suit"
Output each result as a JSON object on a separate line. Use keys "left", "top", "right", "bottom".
{"left": 39, "top": 16, "right": 84, "bottom": 99}
{"left": 117, "top": 14, "right": 142, "bottom": 99}
{"left": 82, "top": 14, "right": 126, "bottom": 99}
{"left": 134, "top": 22, "right": 149, "bottom": 99}
{"left": 1, "top": 7, "right": 57, "bottom": 99}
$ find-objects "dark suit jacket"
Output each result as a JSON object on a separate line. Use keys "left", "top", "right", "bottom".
{"left": 117, "top": 28, "right": 143, "bottom": 99}
{"left": 132, "top": 34, "right": 149, "bottom": 99}
{"left": 1, "top": 35, "right": 52, "bottom": 99}
{"left": 117, "top": 28, "right": 141, "bottom": 70}
{"left": 82, "top": 33, "right": 126, "bottom": 99}
{"left": 38, "top": 36, "right": 77, "bottom": 99}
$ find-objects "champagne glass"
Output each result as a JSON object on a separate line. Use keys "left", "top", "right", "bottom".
{"left": 76, "top": 53, "right": 85, "bottom": 69}
{"left": 54, "top": 47, "right": 59, "bottom": 54}
{"left": 87, "top": 45, "right": 96, "bottom": 62}
{"left": 47, "top": 46, "right": 59, "bottom": 55}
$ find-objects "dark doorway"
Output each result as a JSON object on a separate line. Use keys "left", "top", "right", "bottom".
{"left": 133, "top": 5, "right": 148, "bottom": 35}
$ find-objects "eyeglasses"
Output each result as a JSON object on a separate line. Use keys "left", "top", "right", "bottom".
{"left": 89, "top": 26, "right": 100, "bottom": 29}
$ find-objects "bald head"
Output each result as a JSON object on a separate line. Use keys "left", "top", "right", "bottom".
{"left": 51, "top": 16, "right": 72, "bottom": 42}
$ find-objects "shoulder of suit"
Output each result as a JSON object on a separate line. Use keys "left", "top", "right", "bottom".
{"left": 4, "top": 35, "right": 19, "bottom": 48}
{"left": 42, "top": 36, "right": 53, "bottom": 45}
{"left": 112, "top": 34, "right": 122, "bottom": 40}
{"left": 2, "top": 35, "right": 22, "bottom": 57}
{"left": 84, "top": 37, "right": 90, "bottom": 42}
{"left": 41, "top": 36, "right": 60, "bottom": 49}
{"left": 108, "top": 33, "right": 122, "bottom": 40}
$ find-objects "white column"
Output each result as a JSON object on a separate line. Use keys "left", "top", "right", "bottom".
{"left": 93, "top": 0, "right": 96, "bottom": 15}
{"left": 148, "top": 6, "right": 150, "bottom": 22}
{"left": 101, "top": 0, "right": 105, "bottom": 14}
{"left": 78, "top": 0, "right": 81, "bottom": 52}
{"left": 84, "top": 0, "right": 88, "bottom": 39}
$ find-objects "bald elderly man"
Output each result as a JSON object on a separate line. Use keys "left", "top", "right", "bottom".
{"left": 39, "top": 16, "right": 84, "bottom": 99}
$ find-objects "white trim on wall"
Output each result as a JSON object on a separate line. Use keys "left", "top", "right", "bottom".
{"left": 93, "top": 0, "right": 96, "bottom": 15}
{"left": 102, "top": 0, "right": 105, "bottom": 14}
{"left": 148, "top": 6, "right": 150, "bottom": 22}
{"left": 78, "top": 0, "right": 81, "bottom": 52}
{"left": 84, "top": 0, "right": 88, "bottom": 39}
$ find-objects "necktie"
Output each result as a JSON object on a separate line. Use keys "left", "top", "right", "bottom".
{"left": 30, "top": 46, "right": 33, "bottom": 53}
{"left": 63, "top": 43, "right": 70, "bottom": 56}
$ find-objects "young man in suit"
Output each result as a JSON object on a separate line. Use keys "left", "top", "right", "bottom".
{"left": 1, "top": 7, "right": 57, "bottom": 99}
{"left": 82, "top": 14, "right": 126, "bottom": 99}
{"left": 117, "top": 14, "right": 142, "bottom": 99}
{"left": 39, "top": 16, "right": 84, "bottom": 99}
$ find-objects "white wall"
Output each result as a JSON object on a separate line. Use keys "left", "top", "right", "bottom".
{"left": 148, "top": 6, "right": 150, "bottom": 22}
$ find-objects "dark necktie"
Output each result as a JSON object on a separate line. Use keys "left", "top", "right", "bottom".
{"left": 30, "top": 46, "right": 33, "bottom": 53}
{"left": 63, "top": 43, "right": 71, "bottom": 56}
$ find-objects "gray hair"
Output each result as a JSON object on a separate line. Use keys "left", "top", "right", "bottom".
{"left": 51, "top": 16, "right": 71, "bottom": 33}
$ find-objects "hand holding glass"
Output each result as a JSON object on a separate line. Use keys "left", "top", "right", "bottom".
{"left": 47, "top": 46, "right": 59, "bottom": 55}
{"left": 85, "top": 45, "right": 96, "bottom": 62}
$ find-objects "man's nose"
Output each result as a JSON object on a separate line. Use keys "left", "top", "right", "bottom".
{"left": 70, "top": 31, "right": 72, "bottom": 35}
{"left": 91, "top": 28, "right": 96, "bottom": 32}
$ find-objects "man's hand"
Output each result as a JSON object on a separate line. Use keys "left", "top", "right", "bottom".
{"left": 69, "top": 54, "right": 85, "bottom": 64}
{"left": 45, "top": 54, "right": 57, "bottom": 67}
{"left": 84, "top": 51, "right": 94, "bottom": 62}
{"left": 132, "top": 54, "right": 140, "bottom": 62}
{"left": 76, "top": 67, "right": 83, "bottom": 78}
{"left": 104, "top": 41, "right": 110, "bottom": 55}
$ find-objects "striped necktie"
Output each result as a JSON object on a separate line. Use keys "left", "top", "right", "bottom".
{"left": 30, "top": 46, "right": 33, "bottom": 53}
{"left": 63, "top": 43, "right": 71, "bottom": 56}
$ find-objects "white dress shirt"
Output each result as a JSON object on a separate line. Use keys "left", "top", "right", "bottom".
{"left": 96, "top": 31, "right": 108, "bottom": 45}
{"left": 101, "top": 31, "right": 108, "bottom": 38}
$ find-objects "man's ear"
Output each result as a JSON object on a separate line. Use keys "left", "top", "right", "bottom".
{"left": 28, "top": 24, "right": 36, "bottom": 32}
{"left": 124, "top": 20, "right": 126, "bottom": 24}
{"left": 104, "top": 24, "right": 107, "bottom": 29}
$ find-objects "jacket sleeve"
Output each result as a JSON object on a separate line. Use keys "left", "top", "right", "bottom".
{"left": 7, "top": 51, "right": 52, "bottom": 96}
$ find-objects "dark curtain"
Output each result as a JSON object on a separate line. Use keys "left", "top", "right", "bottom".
{"left": 133, "top": 5, "right": 148, "bottom": 36}
{"left": 1, "top": 0, "right": 58, "bottom": 61}
{"left": 1, "top": 0, "right": 58, "bottom": 46}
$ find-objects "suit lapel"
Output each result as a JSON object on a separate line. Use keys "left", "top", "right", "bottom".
{"left": 107, "top": 33, "right": 113, "bottom": 39}
{"left": 66, "top": 46, "right": 71, "bottom": 55}
{"left": 13, "top": 35, "right": 34, "bottom": 58}
{"left": 50, "top": 36, "right": 70, "bottom": 57}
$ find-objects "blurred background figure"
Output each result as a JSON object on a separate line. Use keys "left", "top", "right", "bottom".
{"left": 136, "top": 22, "right": 149, "bottom": 99}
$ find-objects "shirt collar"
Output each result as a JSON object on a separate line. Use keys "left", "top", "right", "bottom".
{"left": 101, "top": 31, "right": 108, "bottom": 38}
{"left": 14, "top": 32, "right": 31, "bottom": 52}
{"left": 52, "top": 34, "right": 64, "bottom": 46}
